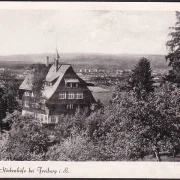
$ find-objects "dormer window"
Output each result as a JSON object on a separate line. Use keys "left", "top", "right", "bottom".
{"left": 72, "top": 83, "right": 78, "bottom": 88}
{"left": 65, "top": 78, "right": 79, "bottom": 88}
{"left": 66, "top": 82, "right": 71, "bottom": 88}
{"left": 66, "top": 82, "right": 79, "bottom": 88}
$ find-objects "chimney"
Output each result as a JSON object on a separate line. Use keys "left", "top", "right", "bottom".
{"left": 46, "top": 56, "right": 49, "bottom": 67}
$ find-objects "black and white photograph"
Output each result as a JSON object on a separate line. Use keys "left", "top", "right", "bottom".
{"left": 1, "top": 3, "right": 180, "bottom": 164}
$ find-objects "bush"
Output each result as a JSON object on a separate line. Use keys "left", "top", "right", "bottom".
{"left": 0, "top": 113, "right": 50, "bottom": 160}
{"left": 46, "top": 133, "right": 97, "bottom": 161}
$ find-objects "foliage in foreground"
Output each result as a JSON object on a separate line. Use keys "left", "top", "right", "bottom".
{"left": 1, "top": 82, "right": 180, "bottom": 161}
{"left": 0, "top": 69, "right": 21, "bottom": 131}
{"left": 165, "top": 11, "right": 180, "bottom": 86}
{"left": 0, "top": 111, "right": 50, "bottom": 160}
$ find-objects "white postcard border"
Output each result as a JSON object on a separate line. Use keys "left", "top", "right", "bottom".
{"left": 0, "top": 1, "right": 180, "bottom": 178}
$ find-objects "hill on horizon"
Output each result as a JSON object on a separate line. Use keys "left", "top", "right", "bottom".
{"left": 0, "top": 53, "right": 169, "bottom": 70}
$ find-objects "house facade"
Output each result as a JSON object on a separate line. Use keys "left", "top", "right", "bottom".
{"left": 19, "top": 53, "right": 96, "bottom": 124}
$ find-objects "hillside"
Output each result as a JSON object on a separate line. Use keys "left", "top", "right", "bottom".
{"left": 0, "top": 53, "right": 168, "bottom": 70}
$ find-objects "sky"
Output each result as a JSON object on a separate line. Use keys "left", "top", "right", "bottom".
{"left": 0, "top": 10, "right": 176, "bottom": 55}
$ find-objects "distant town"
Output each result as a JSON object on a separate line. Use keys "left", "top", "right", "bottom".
{"left": 0, "top": 66, "right": 168, "bottom": 87}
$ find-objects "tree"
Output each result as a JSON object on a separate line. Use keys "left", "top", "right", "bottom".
{"left": 46, "top": 133, "right": 96, "bottom": 161}
{"left": 129, "top": 57, "right": 155, "bottom": 100}
{"left": 0, "top": 112, "right": 50, "bottom": 160}
{"left": 95, "top": 99, "right": 104, "bottom": 112}
{"left": 0, "top": 69, "right": 20, "bottom": 132}
{"left": 111, "top": 82, "right": 180, "bottom": 161}
{"left": 30, "top": 64, "right": 48, "bottom": 99}
{"left": 29, "top": 64, "right": 49, "bottom": 116}
{"left": 86, "top": 110, "right": 108, "bottom": 140}
{"left": 165, "top": 11, "right": 180, "bottom": 85}
{"left": 0, "top": 69, "right": 18, "bottom": 93}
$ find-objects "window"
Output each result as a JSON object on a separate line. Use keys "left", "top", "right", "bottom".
{"left": 66, "top": 83, "right": 71, "bottom": 88}
{"left": 25, "top": 101, "right": 29, "bottom": 107}
{"left": 72, "top": 83, "right": 78, "bottom": 88}
{"left": 31, "top": 103, "right": 40, "bottom": 109}
{"left": 25, "top": 91, "right": 30, "bottom": 96}
{"left": 59, "top": 92, "right": 66, "bottom": 99}
{"left": 66, "top": 82, "right": 78, "bottom": 88}
{"left": 67, "top": 104, "right": 73, "bottom": 109}
{"left": 51, "top": 116, "right": 56, "bottom": 123}
{"left": 64, "top": 79, "right": 79, "bottom": 88}
{"left": 68, "top": 92, "right": 75, "bottom": 99}
{"left": 76, "top": 92, "right": 83, "bottom": 99}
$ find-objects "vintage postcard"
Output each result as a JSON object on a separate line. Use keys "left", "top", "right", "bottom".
{"left": 0, "top": 1, "right": 180, "bottom": 178}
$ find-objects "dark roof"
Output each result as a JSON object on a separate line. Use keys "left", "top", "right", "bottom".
{"left": 19, "top": 64, "right": 71, "bottom": 100}
{"left": 46, "top": 64, "right": 70, "bottom": 82}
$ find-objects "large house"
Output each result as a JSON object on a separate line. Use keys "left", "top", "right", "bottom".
{"left": 19, "top": 52, "right": 96, "bottom": 124}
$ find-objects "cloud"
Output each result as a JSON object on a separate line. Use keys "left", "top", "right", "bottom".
{"left": 0, "top": 10, "right": 176, "bottom": 55}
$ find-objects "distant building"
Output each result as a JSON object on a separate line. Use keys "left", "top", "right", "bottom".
{"left": 19, "top": 52, "right": 96, "bottom": 124}
{"left": 0, "top": 68, "right": 5, "bottom": 72}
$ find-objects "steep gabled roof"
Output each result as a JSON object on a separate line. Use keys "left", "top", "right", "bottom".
{"left": 43, "top": 65, "right": 71, "bottom": 100}
{"left": 43, "top": 65, "right": 70, "bottom": 99}
{"left": 19, "top": 73, "right": 33, "bottom": 91}
{"left": 46, "top": 64, "right": 70, "bottom": 82}
{"left": 19, "top": 64, "right": 71, "bottom": 100}
{"left": 43, "top": 75, "right": 63, "bottom": 100}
